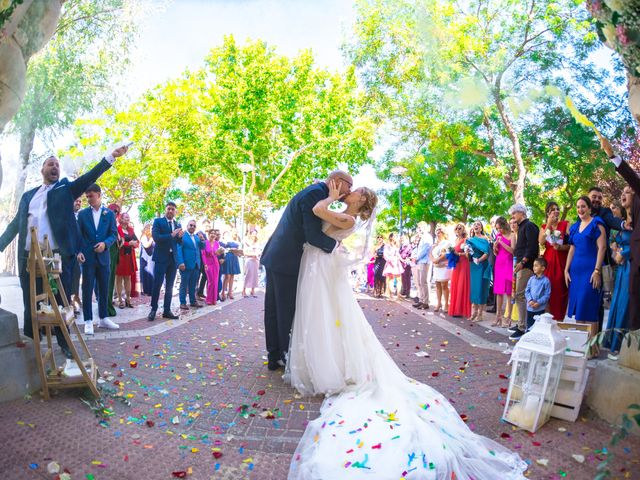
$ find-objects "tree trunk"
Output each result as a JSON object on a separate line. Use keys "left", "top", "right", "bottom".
{"left": 493, "top": 83, "right": 526, "bottom": 204}
{"left": 2, "top": 124, "right": 36, "bottom": 275}
{"left": 628, "top": 72, "right": 640, "bottom": 126}
{"left": 429, "top": 221, "right": 437, "bottom": 238}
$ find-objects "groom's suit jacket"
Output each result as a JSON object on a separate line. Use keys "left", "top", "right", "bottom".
{"left": 261, "top": 182, "right": 337, "bottom": 276}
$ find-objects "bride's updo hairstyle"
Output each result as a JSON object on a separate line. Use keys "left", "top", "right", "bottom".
{"left": 358, "top": 187, "right": 378, "bottom": 221}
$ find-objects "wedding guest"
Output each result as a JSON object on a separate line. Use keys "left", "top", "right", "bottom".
{"left": 603, "top": 187, "right": 633, "bottom": 357}
{"left": 0, "top": 147, "right": 127, "bottom": 357}
{"left": 525, "top": 257, "right": 551, "bottom": 331}
{"left": 509, "top": 204, "right": 539, "bottom": 340}
{"left": 221, "top": 230, "right": 241, "bottom": 300}
{"left": 399, "top": 234, "right": 413, "bottom": 297}
{"left": 486, "top": 215, "right": 501, "bottom": 314}
{"left": 538, "top": 201, "right": 570, "bottom": 320}
{"left": 430, "top": 226, "right": 451, "bottom": 313}
{"left": 383, "top": 232, "right": 404, "bottom": 299}
{"left": 148, "top": 201, "right": 183, "bottom": 321}
{"left": 201, "top": 229, "right": 221, "bottom": 305}
{"left": 114, "top": 212, "right": 138, "bottom": 309}
{"left": 177, "top": 219, "right": 204, "bottom": 310}
{"left": 71, "top": 197, "right": 83, "bottom": 313}
{"left": 413, "top": 222, "right": 433, "bottom": 309}
{"left": 106, "top": 203, "right": 121, "bottom": 317}
{"left": 372, "top": 235, "right": 386, "bottom": 298}
{"left": 602, "top": 136, "right": 640, "bottom": 332}
{"left": 588, "top": 186, "right": 627, "bottom": 329}
{"left": 611, "top": 202, "right": 624, "bottom": 220}
{"left": 139, "top": 223, "right": 155, "bottom": 296}
{"left": 196, "top": 252, "right": 207, "bottom": 300}
{"left": 466, "top": 220, "right": 491, "bottom": 322}
{"left": 77, "top": 184, "right": 119, "bottom": 334}
{"left": 565, "top": 196, "right": 606, "bottom": 324}
{"left": 129, "top": 224, "right": 140, "bottom": 299}
{"left": 366, "top": 253, "right": 375, "bottom": 293}
{"left": 493, "top": 217, "right": 514, "bottom": 327}
{"left": 448, "top": 223, "right": 471, "bottom": 318}
{"left": 243, "top": 230, "right": 261, "bottom": 297}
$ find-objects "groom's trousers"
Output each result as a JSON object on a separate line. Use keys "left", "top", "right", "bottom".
{"left": 264, "top": 267, "right": 299, "bottom": 362}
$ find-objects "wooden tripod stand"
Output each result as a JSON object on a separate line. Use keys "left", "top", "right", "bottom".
{"left": 27, "top": 227, "right": 100, "bottom": 399}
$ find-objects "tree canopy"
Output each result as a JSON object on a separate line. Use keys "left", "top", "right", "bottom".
{"left": 68, "top": 36, "right": 376, "bottom": 224}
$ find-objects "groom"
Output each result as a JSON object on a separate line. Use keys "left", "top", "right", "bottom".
{"left": 261, "top": 171, "right": 353, "bottom": 370}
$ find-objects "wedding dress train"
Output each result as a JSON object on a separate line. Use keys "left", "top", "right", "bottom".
{"left": 286, "top": 224, "right": 527, "bottom": 479}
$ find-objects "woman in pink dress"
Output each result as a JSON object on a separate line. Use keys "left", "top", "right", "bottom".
{"left": 382, "top": 233, "right": 404, "bottom": 298}
{"left": 242, "top": 230, "right": 261, "bottom": 297}
{"left": 492, "top": 217, "right": 515, "bottom": 327}
{"left": 201, "top": 229, "right": 221, "bottom": 305}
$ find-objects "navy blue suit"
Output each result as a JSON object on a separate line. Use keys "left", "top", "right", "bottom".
{"left": 177, "top": 233, "right": 203, "bottom": 305}
{"left": 0, "top": 158, "right": 113, "bottom": 342}
{"left": 260, "top": 182, "right": 337, "bottom": 363}
{"left": 150, "top": 217, "right": 182, "bottom": 313}
{"left": 77, "top": 206, "right": 117, "bottom": 321}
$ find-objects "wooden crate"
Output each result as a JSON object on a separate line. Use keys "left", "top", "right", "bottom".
{"left": 551, "top": 350, "right": 589, "bottom": 422}
{"left": 556, "top": 321, "right": 596, "bottom": 356}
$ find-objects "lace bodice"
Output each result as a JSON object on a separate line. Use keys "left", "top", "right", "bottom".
{"left": 321, "top": 220, "right": 355, "bottom": 241}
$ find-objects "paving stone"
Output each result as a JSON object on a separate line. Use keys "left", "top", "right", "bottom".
{"left": 0, "top": 292, "right": 638, "bottom": 479}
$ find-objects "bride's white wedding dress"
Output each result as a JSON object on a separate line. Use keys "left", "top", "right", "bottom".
{"left": 286, "top": 223, "right": 527, "bottom": 479}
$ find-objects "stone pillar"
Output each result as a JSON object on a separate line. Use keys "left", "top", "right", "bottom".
{"left": 0, "top": 308, "right": 40, "bottom": 402}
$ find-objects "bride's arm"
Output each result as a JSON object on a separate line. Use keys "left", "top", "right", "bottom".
{"left": 312, "top": 180, "right": 356, "bottom": 230}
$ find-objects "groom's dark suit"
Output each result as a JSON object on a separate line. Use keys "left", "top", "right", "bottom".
{"left": 261, "top": 182, "right": 337, "bottom": 365}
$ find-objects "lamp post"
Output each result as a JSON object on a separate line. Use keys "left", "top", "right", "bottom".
{"left": 238, "top": 163, "right": 254, "bottom": 247}
{"left": 391, "top": 166, "right": 408, "bottom": 236}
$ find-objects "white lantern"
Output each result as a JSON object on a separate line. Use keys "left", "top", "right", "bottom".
{"left": 502, "top": 313, "right": 567, "bottom": 432}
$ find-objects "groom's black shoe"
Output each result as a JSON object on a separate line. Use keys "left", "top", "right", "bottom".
{"left": 267, "top": 360, "right": 284, "bottom": 371}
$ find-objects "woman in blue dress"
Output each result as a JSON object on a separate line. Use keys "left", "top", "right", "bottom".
{"left": 221, "top": 230, "right": 241, "bottom": 300}
{"left": 466, "top": 221, "right": 492, "bottom": 322}
{"left": 603, "top": 187, "right": 633, "bottom": 355}
{"left": 565, "top": 196, "right": 607, "bottom": 323}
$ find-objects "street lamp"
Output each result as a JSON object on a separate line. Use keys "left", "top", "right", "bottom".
{"left": 390, "top": 166, "right": 408, "bottom": 236}
{"left": 238, "top": 163, "right": 254, "bottom": 247}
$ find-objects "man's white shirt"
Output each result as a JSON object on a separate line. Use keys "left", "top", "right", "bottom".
{"left": 26, "top": 184, "right": 57, "bottom": 251}
{"left": 91, "top": 205, "right": 102, "bottom": 230}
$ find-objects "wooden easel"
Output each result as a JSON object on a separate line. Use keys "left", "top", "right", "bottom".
{"left": 27, "top": 227, "right": 100, "bottom": 399}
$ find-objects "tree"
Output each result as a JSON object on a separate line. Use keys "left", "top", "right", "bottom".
{"left": 68, "top": 37, "right": 376, "bottom": 224}
{"left": 2, "top": 0, "right": 138, "bottom": 273}
{"left": 379, "top": 120, "right": 512, "bottom": 232}
{"left": 347, "top": 0, "right": 597, "bottom": 204}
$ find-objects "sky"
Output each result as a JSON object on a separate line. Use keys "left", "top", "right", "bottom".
{"left": 0, "top": 0, "right": 389, "bottom": 202}
{"left": 0, "top": 0, "right": 623, "bottom": 210}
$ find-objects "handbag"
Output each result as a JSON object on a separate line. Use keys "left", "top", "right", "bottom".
{"left": 602, "top": 264, "right": 614, "bottom": 292}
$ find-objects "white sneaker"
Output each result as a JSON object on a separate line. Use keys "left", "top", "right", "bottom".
{"left": 84, "top": 322, "right": 94, "bottom": 335}
{"left": 99, "top": 318, "right": 120, "bottom": 330}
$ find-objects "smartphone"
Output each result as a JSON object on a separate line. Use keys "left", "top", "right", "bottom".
{"left": 124, "top": 141, "right": 134, "bottom": 148}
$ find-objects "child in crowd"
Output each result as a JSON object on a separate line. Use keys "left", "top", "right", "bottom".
{"left": 525, "top": 257, "right": 551, "bottom": 331}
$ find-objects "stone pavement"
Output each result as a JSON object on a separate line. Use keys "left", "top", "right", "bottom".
{"left": 0, "top": 292, "right": 638, "bottom": 480}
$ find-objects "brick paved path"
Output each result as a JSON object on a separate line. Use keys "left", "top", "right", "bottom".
{"left": 1, "top": 294, "right": 638, "bottom": 480}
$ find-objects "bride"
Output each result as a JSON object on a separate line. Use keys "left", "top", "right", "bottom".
{"left": 286, "top": 181, "right": 527, "bottom": 479}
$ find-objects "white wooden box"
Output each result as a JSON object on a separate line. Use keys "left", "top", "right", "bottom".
{"left": 551, "top": 351, "right": 589, "bottom": 422}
